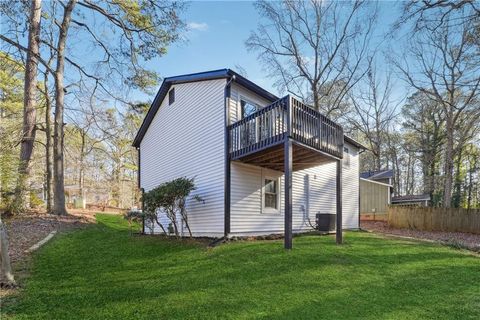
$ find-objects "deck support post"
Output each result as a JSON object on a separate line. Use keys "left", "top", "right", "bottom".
{"left": 224, "top": 78, "right": 232, "bottom": 237}
{"left": 336, "top": 159, "right": 343, "bottom": 244}
{"left": 284, "top": 138, "right": 293, "bottom": 249}
{"left": 224, "top": 157, "right": 231, "bottom": 236}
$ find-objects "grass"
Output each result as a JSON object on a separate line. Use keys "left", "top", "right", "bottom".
{"left": 3, "top": 214, "right": 480, "bottom": 320}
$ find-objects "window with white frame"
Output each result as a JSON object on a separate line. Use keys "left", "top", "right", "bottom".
{"left": 262, "top": 175, "right": 280, "bottom": 213}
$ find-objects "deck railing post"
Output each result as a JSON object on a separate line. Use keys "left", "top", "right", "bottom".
{"left": 286, "top": 95, "right": 292, "bottom": 138}
{"left": 336, "top": 159, "right": 343, "bottom": 244}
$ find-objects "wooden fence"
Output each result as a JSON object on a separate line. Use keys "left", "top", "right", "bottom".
{"left": 360, "top": 213, "right": 388, "bottom": 222}
{"left": 387, "top": 206, "right": 480, "bottom": 234}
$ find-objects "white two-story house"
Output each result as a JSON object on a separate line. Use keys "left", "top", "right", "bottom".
{"left": 133, "top": 69, "right": 365, "bottom": 248}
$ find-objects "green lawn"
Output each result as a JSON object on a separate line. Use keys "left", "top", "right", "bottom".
{"left": 3, "top": 214, "right": 480, "bottom": 320}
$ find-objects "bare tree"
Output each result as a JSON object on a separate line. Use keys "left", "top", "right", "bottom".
{"left": 246, "top": 0, "right": 377, "bottom": 118}
{"left": 397, "top": 0, "right": 480, "bottom": 32}
{"left": 452, "top": 111, "right": 480, "bottom": 207}
{"left": 36, "top": 25, "right": 56, "bottom": 213}
{"left": 9, "top": 0, "right": 42, "bottom": 213}
{"left": 347, "top": 62, "right": 400, "bottom": 170}
{"left": 384, "top": 129, "right": 402, "bottom": 195}
{"left": 402, "top": 91, "right": 445, "bottom": 204}
{"left": 51, "top": 0, "right": 77, "bottom": 215}
{"left": 392, "top": 7, "right": 480, "bottom": 207}
{"left": 40, "top": 70, "right": 54, "bottom": 212}
{"left": 464, "top": 142, "right": 480, "bottom": 208}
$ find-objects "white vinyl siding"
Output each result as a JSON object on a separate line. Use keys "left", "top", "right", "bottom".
{"left": 228, "top": 83, "right": 272, "bottom": 124}
{"left": 140, "top": 79, "right": 226, "bottom": 237}
{"left": 140, "top": 76, "right": 359, "bottom": 238}
{"left": 230, "top": 142, "right": 360, "bottom": 235}
{"left": 342, "top": 143, "right": 360, "bottom": 229}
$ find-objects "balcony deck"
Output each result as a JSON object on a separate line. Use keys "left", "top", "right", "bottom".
{"left": 227, "top": 96, "right": 344, "bottom": 172}
{"left": 225, "top": 95, "right": 345, "bottom": 248}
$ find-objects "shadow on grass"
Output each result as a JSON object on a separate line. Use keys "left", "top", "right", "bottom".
{"left": 4, "top": 214, "right": 480, "bottom": 320}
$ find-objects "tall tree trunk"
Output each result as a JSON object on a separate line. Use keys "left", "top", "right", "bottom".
{"left": 44, "top": 79, "right": 53, "bottom": 213}
{"left": 78, "top": 129, "right": 85, "bottom": 209}
{"left": 422, "top": 153, "right": 430, "bottom": 193}
{"left": 312, "top": 83, "right": 320, "bottom": 112}
{"left": 394, "top": 156, "right": 401, "bottom": 196}
{"left": 10, "top": 0, "right": 42, "bottom": 214}
{"left": 443, "top": 113, "right": 454, "bottom": 207}
{"left": 452, "top": 148, "right": 464, "bottom": 208}
{"left": 374, "top": 121, "right": 381, "bottom": 171}
{"left": 374, "top": 144, "right": 381, "bottom": 171}
{"left": 428, "top": 156, "right": 436, "bottom": 203}
{"left": 466, "top": 155, "right": 475, "bottom": 209}
{"left": 52, "top": 0, "right": 77, "bottom": 216}
{"left": 0, "top": 217, "right": 16, "bottom": 287}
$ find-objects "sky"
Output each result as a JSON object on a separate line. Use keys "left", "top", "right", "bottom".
{"left": 138, "top": 0, "right": 406, "bottom": 103}
{"left": 0, "top": 0, "right": 412, "bottom": 110}
{"left": 157, "top": 2, "right": 271, "bottom": 85}
{"left": 145, "top": 1, "right": 275, "bottom": 95}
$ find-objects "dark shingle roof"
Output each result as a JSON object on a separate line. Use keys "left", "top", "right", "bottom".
{"left": 132, "top": 69, "right": 279, "bottom": 147}
{"left": 391, "top": 194, "right": 431, "bottom": 202}
{"left": 360, "top": 169, "right": 394, "bottom": 180}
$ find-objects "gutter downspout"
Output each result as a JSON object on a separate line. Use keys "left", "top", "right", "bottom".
{"left": 224, "top": 75, "right": 235, "bottom": 238}
{"left": 141, "top": 188, "right": 145, "bottom": 234}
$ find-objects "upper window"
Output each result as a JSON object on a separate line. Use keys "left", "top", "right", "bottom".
{"left": 263, "top": 177, "right": 279, "bottom": 212}
{"left": 343, "top": 147, "right": 351, "bottom": 167}
{"left": 168, "top": 88, "right": 175, "bottom": 105}
{"left": 241, "top": 99, "right": 259, "bottom": 118}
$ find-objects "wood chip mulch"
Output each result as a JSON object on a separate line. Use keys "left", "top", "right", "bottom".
{"left": 361, "top": 221, "right": 480, "bottom": 252}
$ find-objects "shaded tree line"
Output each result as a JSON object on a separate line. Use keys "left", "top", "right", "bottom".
{"left": 0, "top": 0, "right": 185, "bottom": 215}
{"left": 247, "top": 0, "right": 480, "bottom": 208}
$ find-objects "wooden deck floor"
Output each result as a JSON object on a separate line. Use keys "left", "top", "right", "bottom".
{"left": 234, "top": 141, "right": 335, "bottom": 172}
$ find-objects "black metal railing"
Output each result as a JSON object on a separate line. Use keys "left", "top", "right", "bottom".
{"left": 290, "top": 98, "right": 344, "bottom": 158}
{"left": 228, "top": 96, "right": 343, "bottom": 160}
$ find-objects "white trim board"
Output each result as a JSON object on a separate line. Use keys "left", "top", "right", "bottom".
{"left": 360, "top": 178, "right": 393, "bottom": 188}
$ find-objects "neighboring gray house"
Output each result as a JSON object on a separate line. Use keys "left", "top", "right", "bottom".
{"left": 392, "top": 194, "right": 431, "bottom": 207}
{"left": 360, "top": 169, "right": 394, "bottom": 217}
{"left": 133, "top": 69, "right": 365, "bottom": 248}
{"left": 360, "top": 169, "right": 394, "bottom": 187}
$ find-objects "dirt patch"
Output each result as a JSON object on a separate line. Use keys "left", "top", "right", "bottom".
{"left": 361, "top": 220, "right": 480, "bottom": 252}
{"left": 4, "top": 212, "right": 96, "bottom": 265}
{"left": 0, "top": 211, "right": 98, "bottom": 296}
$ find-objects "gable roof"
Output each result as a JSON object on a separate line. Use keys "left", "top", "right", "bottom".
{"left": 132, "top": 69, "right": 368, "bottom": 150}
{"left": 132, "top": 69, "right": 278, "bottom": 147}
{"left": 360, "top": 177, "right": 393, "bottom": 188}
{"left": 360, "top": 169, "right": 394, "bottom": 181}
